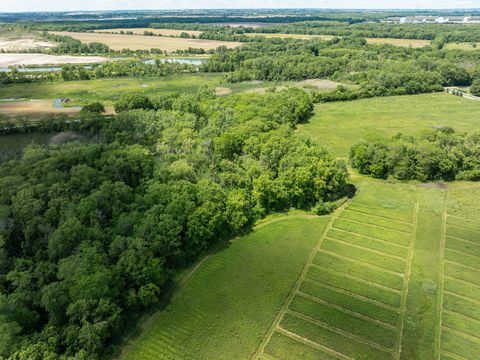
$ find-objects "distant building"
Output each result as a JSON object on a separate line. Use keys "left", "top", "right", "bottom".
{"left": 399, "top": 17, "right": 407, "bottom": 24}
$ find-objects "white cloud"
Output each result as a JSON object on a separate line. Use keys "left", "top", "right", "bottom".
{"left": 0, "top": 0, "right": 478, "bottom": 12}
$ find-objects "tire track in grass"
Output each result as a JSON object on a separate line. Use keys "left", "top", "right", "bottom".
{"left": 436, "top": 208, "right": 447, "bottom": 359}
{"left": 395, "top": 201, "right": 419, "bottom": 360}
{"left": 252, "top": 202, "right": 350, "bottom": 360}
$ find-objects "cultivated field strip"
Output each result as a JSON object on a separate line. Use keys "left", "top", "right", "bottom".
{"left": 255, "top": 193, "right": 417, "bottom": 360}
{"left": 439, "top": 203, "right": 480, "bottom": 359}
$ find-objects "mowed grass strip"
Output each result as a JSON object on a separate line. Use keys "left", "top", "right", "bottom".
{"left": 333, "top": 218, "right": 411, "bottom": 246}
{"left": 447, "top": 215, "right": 480, "bottom": 233}
{"left": 340, "top": 209, "right": 413, "bottom": 233}
{"left": 264, "top": 331, "right": 339, "bottom": 360}
{"left": 445, "top": 276, "right": 480, "bottom": 300}
{"left": 306, "top": 266, "right": 401, "bottom": 308}
{"left": 445, "top": 237, "right": 480, "bottom": 257}
{"left": 445, "top": 249, "right": 480, "bottom": 271}
{"left": 121, "top": 216, "right": 330, "bottom": 360}
{"left": 298, "top": 93, "right": 480, "bottom": 157}
{"left": 312, "top": 251, "right": 404, "bottom": 290}
{"left": 447, "top": 225, "right": 480, "bottom": 243}
{"left": 441, "top": 328, "right": 480, "bottom": 360}
{"left": 328, "top": 228, "right": 408, "bottom": 258}
{"left": 299, "top": 281, "right": 399, "bottom": 326}
{"left": 280, "top": 313, "right": 390, "bottom": 360}
{"left": 289, "top": 295, "right": 396, "bottom": 349}
{"left": 445, "top": 262, "right": 480, "bottom": 287}
{"left": 443, "top": 292, "right": 480, "bottom": 322}
{"left": 443, "top": 311, "right": 480, "bottom": 340}
{"left": 321, "top": 238, "right": 406, "bottom": 273}
{"left": 347, "top": 202, "right": 414, "bottom": 223}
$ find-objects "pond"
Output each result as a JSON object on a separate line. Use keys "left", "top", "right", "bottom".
{"left": 0, "top": 58, "right": 207, "bottom": 73}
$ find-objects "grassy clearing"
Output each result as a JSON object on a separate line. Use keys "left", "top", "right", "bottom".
{"left": 444, "top": 42, "right": 480, "bottom": 51}
{"left": 246, "top": 33, "right": 334, "bottom": 40}
{"left": 49, "top": 31, "right": 241, "bottom": 51}
{"left": 95, "top": 28, "right": 203, "bottom": 37}
{"left": 121, "top": 216, "right": 330, "bottom": 359}
{"left": 0, "top": 73, "right": 222, "bottom": 106}
{"left": 298, "top": 93, "right": 480, "bottom": 156}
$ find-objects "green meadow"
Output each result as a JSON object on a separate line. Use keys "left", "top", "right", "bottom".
{"left": 298, "top": 92, "right": 480, "bottom": 156}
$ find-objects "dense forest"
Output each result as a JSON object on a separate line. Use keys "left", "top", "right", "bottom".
{"left": 0, "top": 89, "right": 350, "bottom": 359}
{"left": 350, "top": 128, "right": 480, "bottom": 181}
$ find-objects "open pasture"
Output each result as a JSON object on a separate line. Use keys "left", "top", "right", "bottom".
{"left": 0, "top": 99, "right": 81, "bottom": 118}
{"left": 444, "top": 42, "right": 480, "bottom": 51}
{"left": 255, "top": 181, "right": 416, "bottom": 360}
{"left": 116, "top": 178, "right": 480, "bottom": 360}
{"left": 298, "top": 92, "right": 480, "bottom": 157}
{"left": 0, "top": 73, "right": 223, "bottom": 107}
{"left": 120, "top": 215, "right": 331, "bottom": 359}
{"left": 95, "top": 28, "right": 202, "bottom": 37}
{"left": 49, "top": 31, "right": 241, "bottom": 51}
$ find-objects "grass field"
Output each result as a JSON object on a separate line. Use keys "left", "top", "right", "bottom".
{"left": 246, "top": 33, "right": 430, "bottom": 47}
{"left": 0, "top": 73, "right": 223, "bottom": 108}
{"left": 298, "top": 92, "right": 480, "bottom": 157}
{"left": 444, "top": 42, "right": 480, "bottom": 51}
{"left": 95, "top": 28, "right": 203, "bottom": 37}
{"left": 49, "top": 31, "right": 241, "bottom": 51}
{"left": 117, "top": 177, "right": 480, "bottom": 360}
{"left": 120, "top": 215, "right": 332, "bottom": 359}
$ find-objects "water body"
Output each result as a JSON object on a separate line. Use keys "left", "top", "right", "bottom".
{"left": 0, "top": 58, "right": 206, "bottom": 73}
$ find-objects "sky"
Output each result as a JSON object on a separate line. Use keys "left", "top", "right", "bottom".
{"left": 0, "top": 0, "right": 478, "bottom": 13}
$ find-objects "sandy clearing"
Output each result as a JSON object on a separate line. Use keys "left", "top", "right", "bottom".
{"left": 300, "top": 79, "right": 344, "bottom": 90}
{"left": 95, "top": 28, "right": 203, "bottom": 37}
{"left": 0, "top": 38, "right": 56, "bottom": 52}
{"left": 215, "top": 87, "right": 232, "bottom": 96}
{"left": 49, "top": 31, "right": 242, "bottom": 51}
{"left": 0, "top": 100, "right": 81, "bottom": 117}
{"left": 0, "top": 53, "right": 109, "bottom": 67}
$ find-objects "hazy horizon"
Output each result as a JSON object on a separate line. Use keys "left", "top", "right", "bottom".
{"left": 0, "top": 0, "right": 479, "bottom": 13}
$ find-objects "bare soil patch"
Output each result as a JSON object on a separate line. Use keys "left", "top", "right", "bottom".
{"left": 0, "top": 38, "right": 55, "bottom": 52}
{"left": 0, "top": 53, "right": 108, "bottom": 67}
{"left": 0, "top": 100, "right": 81, "bottom": 118}
{"left": 215, "top": 87, "right": 232, "bottom": 96}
